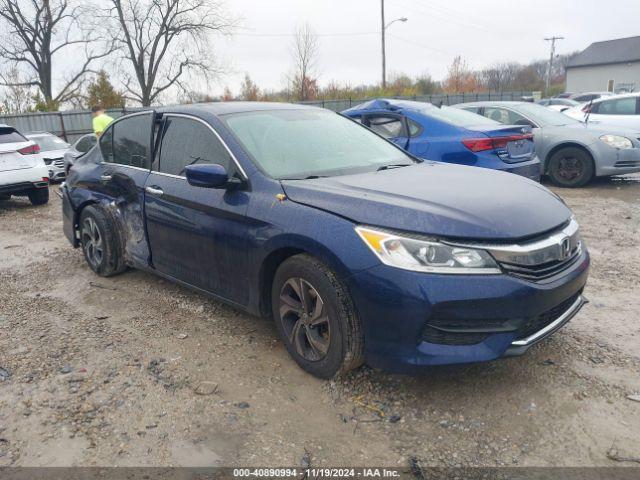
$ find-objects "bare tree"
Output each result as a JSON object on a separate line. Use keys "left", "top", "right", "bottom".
{"left": 443, "top": 55, "right": 477, "bottom": 93}
{"left": 481, "top": 62, "right": 520, "bottom": 92}
{"left": 0, "top": 0, "right": 115, "bottom": 108}
{"left": 290, "top": 23, "right": 319, "bottom": 101}
{"left": 106, "top": 0, "right": 236, "bottom": 106}
{"left": 0, "top": 67, "right": 34, "bottom": 113}
{"left": 240, "top": 74, "right": 260, "bottom": 101}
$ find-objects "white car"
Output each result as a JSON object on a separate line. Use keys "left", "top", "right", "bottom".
{"left": 563, "top": 93, "right": 640, "bottom": 131}
{"left": 26, "top": 132, "right": 71, "bottom": 182}
{"left": 0, "top": 124, "right": 50, "bottom": 205}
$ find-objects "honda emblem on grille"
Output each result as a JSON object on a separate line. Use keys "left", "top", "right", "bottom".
{"left": 559, "top": 236, "right": 571, "bottom": 260}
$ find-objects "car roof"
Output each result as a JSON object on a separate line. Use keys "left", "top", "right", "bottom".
{"left": 156, "top": 101, "right": 322, "bottom": 116}
{"left": 585, "top": 92, "right": 640, "bottom": 104}
{"left": 453, "top": 101, "right": 528, "bottom": 107}
{"left": 343, "top": 98, "right": 436, "bottom": 114}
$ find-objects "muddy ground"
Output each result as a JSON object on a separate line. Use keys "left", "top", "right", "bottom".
{"left": 0, "top": 175, "right": 639, "bottom": 468}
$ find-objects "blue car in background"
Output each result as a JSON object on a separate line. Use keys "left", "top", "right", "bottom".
{"left": 343, "top": 99, "right": 542, "bottom": 181}
{"left": 62, "top": 102, "right": 587, "bottom": 378}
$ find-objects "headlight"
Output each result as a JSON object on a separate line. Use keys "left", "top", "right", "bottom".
{"left": 600, "top": 134, "right": 633, "bottom": 149}
{"left": 355, "top": 226, "right": 500, "bottom": 274}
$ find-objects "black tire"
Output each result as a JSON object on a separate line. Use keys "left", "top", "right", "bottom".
{"left": 27, "top": 187, "right": 49, "bottom": 205}
{"left": 271, "top": 254, "right": 364, "bottom": 379}
{"left": 79, "top": 205, "right": 126, "bottom": 277}
{"left": 547, "top": 147, "right": 594, "bottom": 188}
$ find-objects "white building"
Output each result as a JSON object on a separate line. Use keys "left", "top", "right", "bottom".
{"left": 566, "top": 35, "right": 640, "bottom": 93}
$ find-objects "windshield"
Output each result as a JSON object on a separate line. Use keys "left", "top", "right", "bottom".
{"left": 514, "top": 103, "right": 580, "bottom": 126}
{"left": 422, "top": 105, "right": 499, "bottom": 127}
{"left": 223, "top": 109, "right": 415, "bottom": 179}
{"left": 29, "top": 134, "right": 70, "bottom": 151}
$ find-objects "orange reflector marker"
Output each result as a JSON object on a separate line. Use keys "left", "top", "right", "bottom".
{"left": 358, "top": 229, "right": 389, "bottom": 253}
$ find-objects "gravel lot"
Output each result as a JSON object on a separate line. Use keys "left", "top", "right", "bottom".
{"left": 0, "top": 175, "right": 639, "bottom": 468}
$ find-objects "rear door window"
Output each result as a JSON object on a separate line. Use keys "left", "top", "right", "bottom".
{"left": 76, "top": 135, "right": 97, "bottom": 153}
{"left": 483, "top": 107, "right": 531, "bottom": 125}
{"left": 99, "top": 126, "right": 114, "bottom": 162}
{"left": 158, "top": 116, "right": 232, "bottom": 177}
{"left": 0, "top": 127, "right": 27, "bottom": 144}
{"left": 110, "top": 113, "right": 153, "bottom": 168}
{"left": 597, "top": 97, "right": 637, "bottom": 115}
{"left": 366, "top": 115, "right": 406, "bottom": 139}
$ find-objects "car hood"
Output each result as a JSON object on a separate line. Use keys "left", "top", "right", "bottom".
{"left": 281, "top": 163, "right": 571, "bottom": 241}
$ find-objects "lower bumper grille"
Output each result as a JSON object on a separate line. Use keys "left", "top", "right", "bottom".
{"left": 421, "top": 292, "right": 583, "bottom": 346}
{"left": 514, "top": 293, "right": 580, "bottom": 340}
{"left": 614, "top": 160, "right": 640, "bottom": 168}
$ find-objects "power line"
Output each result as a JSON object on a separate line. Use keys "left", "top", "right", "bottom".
{"left": 388, "top": 0, "right": 494, "bottom": 34}
{"left": 386, "top": 33, "right": 451, "bottom": 56}
{"left": 234, "top": 31, "right": 377, "bottom": 38}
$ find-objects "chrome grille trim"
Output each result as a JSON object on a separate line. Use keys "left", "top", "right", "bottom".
{"left": 446, "top": 218, "right": 583, "bottom": 280}
{"left": 511, "top": 295, "right": 586, "bottom": 346}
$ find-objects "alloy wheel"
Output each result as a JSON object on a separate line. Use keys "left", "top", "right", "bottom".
{"left": 82, "top": 217, "right": 103, "bottom": 269}
{"left": 278, "top": 277, "right": 331, "bottom": 361}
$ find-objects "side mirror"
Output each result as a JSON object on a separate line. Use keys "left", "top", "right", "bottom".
{"left": 185, "top": 163, "right": 229, "bottom": 189}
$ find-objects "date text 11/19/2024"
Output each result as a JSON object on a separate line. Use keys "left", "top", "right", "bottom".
{"left": 233, "top": 468, "right": 401, "bottom": 478}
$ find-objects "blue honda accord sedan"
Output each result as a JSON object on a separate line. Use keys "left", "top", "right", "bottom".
{"left": 342, "top": 99, "right": 542, "bottom": 181}
{"left": 61, "top": 102, "right": 589, "bottom": 378}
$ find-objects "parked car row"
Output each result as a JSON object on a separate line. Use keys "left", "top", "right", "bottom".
{"left": 61, "top": 102, "right": 590, "bottom": 378}
{"left": 0, "top": 127, "right": 97, "bottom": 206}
{"left": 339, "top": 98, "right": 640, "bottom": 188}
{"left": 453, "top": 101, "right": 640, "bottom": 187}
{"left": 0, "top": 124, "right": 50, "bottom": 205}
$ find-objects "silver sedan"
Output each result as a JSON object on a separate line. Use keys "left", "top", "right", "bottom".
{"left": 453, "top": 101, "right": 640, "bottom": 187}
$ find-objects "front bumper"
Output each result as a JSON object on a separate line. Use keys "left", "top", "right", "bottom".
{"left": 345, "top": 248, "right": 589, "bottom": 372}
{"left": 43, "top": 161, "right": 66, "bottom": 181}
{"left": 592, "top": 144, "right": 640, "bottom": 176}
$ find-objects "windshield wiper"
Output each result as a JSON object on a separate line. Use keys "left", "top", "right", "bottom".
{"left": 376, "top": 163, "right": 413, "bottom": 172}
{"left": 281, "top": 174, "right": 329, "bottom": 180}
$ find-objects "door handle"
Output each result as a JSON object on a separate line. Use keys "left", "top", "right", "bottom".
{"left": 145, "top": 186, "right": 164, "bottom": 196}
{"left": 100, "top": 174, "right": 112, "bottom": 182}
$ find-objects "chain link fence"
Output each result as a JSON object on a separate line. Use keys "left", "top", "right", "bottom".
{"left": 0, "top": 91, "right": 532, "bottom": 143}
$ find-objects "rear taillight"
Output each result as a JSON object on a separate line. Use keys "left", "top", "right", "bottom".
{"left": 18, "top": 144, "right": 40, "bottom": 155}
{"left": 462, "top": 134, "right": 533, "bottom": 152}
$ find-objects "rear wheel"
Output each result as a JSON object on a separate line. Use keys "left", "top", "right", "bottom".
{"left": 79, "top": 205, "right": 126, "bottom": 277}
{"left": 271, "top": 254, "right": 364, "bottom": 379}
{"left": 28, "top": 187, "right": 49, "bottom": 205}
{"left": 547, "top": 147, "right": 594, "bottom": 188}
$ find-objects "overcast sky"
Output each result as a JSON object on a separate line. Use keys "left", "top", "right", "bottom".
{"left": 213, "top": 0, "right": 640, "bottom": 95}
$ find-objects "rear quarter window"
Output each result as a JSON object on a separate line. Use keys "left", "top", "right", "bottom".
{"left": 0, "top": 127, "right": 27, "bottom": 144}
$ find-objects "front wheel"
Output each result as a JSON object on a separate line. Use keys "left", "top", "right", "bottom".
{"left": 547, "top": 147, "right": 594, "bottom": 188}
{"left": 271, "top": 254, "right": 364, "bottom": 379}
{"left": 28, "top": 187, "right": 49, "bottom": 205}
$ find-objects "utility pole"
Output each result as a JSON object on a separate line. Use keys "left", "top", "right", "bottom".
{"left": 380, "top": 0, "right": 407, "bottom": 90}
{"left": 381, "top": 0, "right": 386, "bottom": 89}
{"left": 544, "top": 36, "right": 564, "bottom": 93}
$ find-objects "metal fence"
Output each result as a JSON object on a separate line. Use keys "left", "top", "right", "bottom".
{"left": 0, "top": 91, "right": 532, "bottom": 143}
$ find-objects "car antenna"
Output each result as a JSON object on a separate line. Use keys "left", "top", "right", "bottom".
{"left": 584, "top": 98, "right": 593, "bottom": 126}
